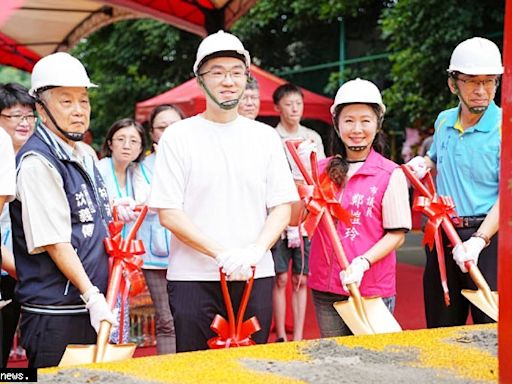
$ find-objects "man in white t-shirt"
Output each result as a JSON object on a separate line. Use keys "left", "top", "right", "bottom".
{"left": 149, "top": 31, "right": 299, "bottom": 352}
{"left": 271, "top": 83, "right": 326, "bottom": 342}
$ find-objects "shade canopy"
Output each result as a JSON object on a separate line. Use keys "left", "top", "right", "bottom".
{"left": 0, "top": 0, "right": 257, "bottom": 72}
{"left": 135, "top": 65, "right": 333, "bottom": 124}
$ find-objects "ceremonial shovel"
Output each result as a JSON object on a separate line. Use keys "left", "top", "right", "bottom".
{"left": 59, "top": 205, "right": 148, "bottom": 366}
{"left": 286, "top": 140, "right": 402, "bottom": 335}
{"left": 401, "top": 165, "right": 498, "bottom": 321}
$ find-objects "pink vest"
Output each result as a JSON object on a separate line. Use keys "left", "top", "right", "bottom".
{"left": 308, "top": 149, "right": 398, "bottom": 297}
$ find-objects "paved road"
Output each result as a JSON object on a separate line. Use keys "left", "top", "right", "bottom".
{"left": 396, "top": 231, "right": 425, "bottom": 267}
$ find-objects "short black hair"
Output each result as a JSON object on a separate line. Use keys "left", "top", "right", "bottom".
{"left": 272, "top": 83, "right": 303, "bottom": 105}
{"left": 0, "top": 83, "right": 35, "bottom": 112}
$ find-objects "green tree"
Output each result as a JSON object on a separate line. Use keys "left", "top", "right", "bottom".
{"left": 71, "top": 19, "right": 201, "bottom": 146}
{"left": 0, "top": 65, "right": 30, "bottom": 87}
{"left": 232, "top": 0, "right": 391, "bottom": 95}
{"left": 380, "top": 0, "right": 504, "bottom": 129}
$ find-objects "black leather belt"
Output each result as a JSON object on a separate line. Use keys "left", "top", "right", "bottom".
{"left": 451, "top": 216, "right": 485, "bottom": 229}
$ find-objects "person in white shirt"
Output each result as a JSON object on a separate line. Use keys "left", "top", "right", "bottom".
{"left": 149, "top": 31, "right": 299, "bottom": 352}
{"left": 271, "top": 83, "right": 326, "bottom": 342}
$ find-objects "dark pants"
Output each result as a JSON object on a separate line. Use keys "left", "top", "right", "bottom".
{"left": 1, "top": 276, "right": 20, "bottom": 367}
{"left": 167, "top": 277, "right": 273, "bottom": 353}
{"left": 20, "top": 312, "right": 96, "bottom": 368}
{"left": 423, "top": 227, "right": 497, "bottom": 328}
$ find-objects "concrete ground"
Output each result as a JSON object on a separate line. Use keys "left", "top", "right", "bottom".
{"left": 40, "top": 324, "right": 497, "bottom": 384}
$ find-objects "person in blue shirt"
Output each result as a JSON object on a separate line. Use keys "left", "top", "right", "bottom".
{"left": 407, "top": 37, "right": 502, "bottom": 327}
{"left": 138, "top": 105, "right": 184, "bottom": 355}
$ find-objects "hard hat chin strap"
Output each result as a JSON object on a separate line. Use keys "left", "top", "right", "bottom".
{"left": 198, "top": 77, "right": 241, "bottom": 110}
{"left": 36, "top": 98, "right": 84, "bottom": 142}
{"left": 347, "top": 145, "right": 368, "bottom": 152}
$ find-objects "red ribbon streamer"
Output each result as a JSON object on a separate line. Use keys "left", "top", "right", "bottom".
{"left": 103, "top": 206, "right": 147, "bottom": 343}
{"left": 207, "top": 269, "right": 261, "bottom": 349}
{"left": 285, "top": 140, "right": 352, "bottom": 269}
{"left": 401, "top": 166, "right": 456, "bottom": 306}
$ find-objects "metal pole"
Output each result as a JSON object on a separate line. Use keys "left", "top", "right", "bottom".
{"left": 339, "top": 17, "right": 345, "bottom": 85}
{"left": 499, "top": 0, "right": 512, "bottom": 382}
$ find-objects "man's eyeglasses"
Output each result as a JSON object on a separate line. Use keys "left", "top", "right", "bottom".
{"left": 112, "top": 137, "right": 142, "bottom": 147}
{"left": 198, "top": 68, "right": 247, "bottom": 81}
{"left": 0, "top": 113, "right": 36, "bottom": 124}
{"left": 456, "top": 77, "right": 498, "bottom": 90}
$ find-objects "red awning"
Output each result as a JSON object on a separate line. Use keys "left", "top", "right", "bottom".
{"left": 135, "top": 65, "right": 333, "bottom": 125}
{"left": 0, "top": 0, "right": 257, "bottom": 71}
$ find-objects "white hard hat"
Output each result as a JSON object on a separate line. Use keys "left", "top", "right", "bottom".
{"left": 447, "top": 37, "right": 503, "bottom": 75}
{"left": 29, "top": 52, "right": 97, "bottom": 96}
{"left": 330, "top": 78, "right": 386, "bottom": 115}
{"left": 193, "top": 30, "right": 250, "bottom": 75}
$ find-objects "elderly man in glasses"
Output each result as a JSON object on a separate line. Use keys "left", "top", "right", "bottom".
{"left": 407, "top": 37, "right": 502, "bottom": 328}
{"left": 237, "top": 76, "right": 260, "bottom": 120}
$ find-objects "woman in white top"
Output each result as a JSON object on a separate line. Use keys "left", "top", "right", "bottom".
{"left": 97, "top": 118, "right": 149, "bottom": 343}
{"left": 138, "top": 104, "right": 183, "bottom": 354}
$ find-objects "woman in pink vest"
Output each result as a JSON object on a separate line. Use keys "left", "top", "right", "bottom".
{"left": 306, "top": 78, "right": 411, "bottom": 337}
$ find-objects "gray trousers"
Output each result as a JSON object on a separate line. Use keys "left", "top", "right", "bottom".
{"left": 143, "top": 269, "right": 176, "bottom": 354}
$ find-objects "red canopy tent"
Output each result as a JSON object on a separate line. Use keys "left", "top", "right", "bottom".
{"left": 0, "top": 0, "right": 257, "bottom": 72}
{"left": 135, "top": 65, "right": 333, "bottom": 124}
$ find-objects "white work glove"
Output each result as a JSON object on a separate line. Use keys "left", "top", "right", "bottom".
{"left": 216, "top": 244, "right": 267, "bottom": 278}
{"left": 452, "top": 237, "right": 486, "bottom": 273}
{"left": 406, "top": 156, "right": 428, "bottom": 180}
{"left": 112, "top": 197, "right": 138, "bottom": 223}
{"left": 291, "top": 139, "right": 317, "bottom": 181}
{"left": 339, "top": 256, "right": 370, "bottom": 291}
{"left": 83, "top": 287, "right": 118, "bottom": 333}
{"left": 286, "top": 226, "right": 301, "bottom": 248}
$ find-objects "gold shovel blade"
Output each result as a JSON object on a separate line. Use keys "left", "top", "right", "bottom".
{"left": 333, "top": 296, "right": 402, "bottom": 335}
{"left": 59, "top": 343, "right": 136, "bottom": 367}
{"left": 461, "top": 289, "right": 498, "bottom": 322}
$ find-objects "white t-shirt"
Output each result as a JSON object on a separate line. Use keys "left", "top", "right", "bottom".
{"left": 0, "top": 127, "right": 15, "bottom": 202}
{"left": 149, "top": 115, "right": 299, "bottom": 281}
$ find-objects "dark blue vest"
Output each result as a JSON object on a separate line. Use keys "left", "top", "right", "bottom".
{"left": 10, "top": 125, "right": 110, "bottom": 312}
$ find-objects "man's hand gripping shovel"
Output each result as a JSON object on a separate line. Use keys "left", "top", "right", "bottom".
{"left": 401, "top": 165, "right": 498, "bottom": 321}
{"left": 286, "top": 140, "right": 402, "bottom": 335}
{"left": 59, "top": 205, "right": 148, "bottom": 366}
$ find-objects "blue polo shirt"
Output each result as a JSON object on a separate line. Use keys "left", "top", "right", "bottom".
{"left": 427, "top": 101, "right": 501, "bottom": 217}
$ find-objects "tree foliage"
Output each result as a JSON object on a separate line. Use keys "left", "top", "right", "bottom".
{"left": 231, "top": 0, "right": 390, "bottom": 94}
{"left": 0, "top": 65, "right": 30, "bottom": 87}
{"left": 67, "top": 0, "right": 505, "bottom": 151}
{"left": 380, "top": 0, "right": 504, "bottom": 129}
{"left": 71, "top": 19, "right": 201, "bottom": 145}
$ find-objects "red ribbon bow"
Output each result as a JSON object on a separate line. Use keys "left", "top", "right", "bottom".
{"left": 103, "top": 206, "right": 148, "bottom": 343}
{"left": 414, "top": 195, "right": 458, "bottom": 250}
{"left": 298, "top": 172, "right": 352, "bottom": 240}
{"left": 400, "top": 166, "right": 461, "bottom": 307}
{"left": 208, "top": 269, "right": 261, "bottom": 349}
{"left": 285, "top": 140, "right": 352, "bottom": 269}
